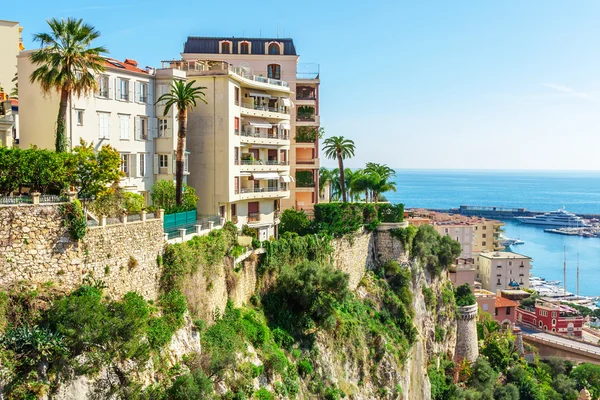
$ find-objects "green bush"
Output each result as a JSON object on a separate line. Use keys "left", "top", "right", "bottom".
{"left": 297, "top": 359, "right": 313, "bottom": 377}
{"left": 411, "top": 225, "right": 461, "bottom": 276}
{"left": 123, "top": 192, "right": 145, "bottom": 213}
{"left": 0, "top": 324, "right": 68, "bottom": 372}
{"left": 147, "top": 317, "right": 173, "bottom": 349}
{"left": 295, "top": 126, "right": 322, "bottom": 143}
{"left": 279, "top": 208, "right": 312, "bottom": 236}
{"left": 160, "top": 290, "right": 187, "bottom": 331}
{"left": 167, "top": 369, "right": 213, "bottom": 400}
{"left": 455, "top": 283, "right": 476, "bottom": 307}
{"left": 60, "top": 199, "right": 87, "bottom": 240}
{"left": 254, "top": 388, "right": 274, "bottom": 400}
{"left": 390, "top": 226, "right": 418, "bottom": 250}
{"left": 295, "top": 171, "right": 315, "bottom": 187}
{"left": 260, "top": 232, "right": 333, "bottom": 274}
{"left": 272, "top": 328, "right": 294, "bottom": 350}
{"left": 150, "top": 179, "right": 198, "bottom": 214}
{"left": 377, "top": 203, "right": 404, "bottom": 223}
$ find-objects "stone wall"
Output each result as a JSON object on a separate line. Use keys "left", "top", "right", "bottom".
{"left": 0, "top": 204, "right": 163, "bottom": 300}
{"left": 331, "top": 231, "right": 376, "bottom": 290}
{"left": 374, "top": 224, "right": 409, "bottom": 265}
{"left": 454, "top": 304, "right": 479, "bottom": 363}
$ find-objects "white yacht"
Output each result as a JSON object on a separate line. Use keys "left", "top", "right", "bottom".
{"left": 516, "top": 208, "right": 588, "bottom": 227}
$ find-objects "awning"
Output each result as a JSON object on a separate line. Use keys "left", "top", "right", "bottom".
{"left": 279, "top": 121, "right": 291, "bottom": 129}
{"left": 246, "top": 118, "right": 273, "bottom": 129}
{"left": 280, "top": 175, "right": 294, "bottom": 183}
{"left": 252, "top": 172, "right": 281, "bottom": 180}
{"left": 281, "top": 98, "right": 292, "bottom": 107}
{"left": 240, "top": 172, "right": 252, "bottom": 177}
{"left": 248, "top": 90, "right": 271, "bottom": 98}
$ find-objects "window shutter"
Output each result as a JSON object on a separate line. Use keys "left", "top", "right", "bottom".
{"left": 166, "top": 154, "right": 172, "bottom": 174}
{"left": 129, "top": 81, "right": 134, "bottom": 102}
{"left": 130, "top": 153, "right": 137, "bottom": 178}
{"left": 149, "top": 117, "right": 157, "bottom": 139}
{"left": 134, "top": 81, "right": 140, "bottom": 102}
{"left": 172, "top": 152, "right": 177, "bottom": 173}
{"left": 115, "top": 78, "right": 121, "bottom": 99}
{"left": 135, "top": 116, "right": 141, "bottom": 140}
{"left": 136, "top": 154, "right": 142, "bottom": 178}
{"left": 153, "top": 154, "right": 159, "bottom": 175}
{"left": 108, "top": 77, "right": 113, "bottom": 99}
{"left": 166, "top": 117, "right": 172, "bottom": 138}
{"left": 148, "top": 83, "right": 153, "bottom": 104}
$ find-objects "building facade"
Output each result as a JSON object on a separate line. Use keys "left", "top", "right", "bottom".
{"left": 161, "top": 60, "right": 293, "bottom": 240}
{"left": 516, "top": 299, "right": 584, "bottom": 337}
{"left": 472, "top": 219, "right": 505, "bottom": 253}
{"left": 17, "top": 54, "right": 180, "bottom": 201}
{"left": 434, "top": 223, "right": 474, "bottom": 258}
{"left": 0, "top": 20, "right": 22, "bottom": 97}
{"left": 494, "top": 296, "right": 519, "bottom": 329}
{"left": 181, "top": 37, "right": 320, "bottom": 214}
{"left": 476, "top": 251, "right": 532, "bottom": 292}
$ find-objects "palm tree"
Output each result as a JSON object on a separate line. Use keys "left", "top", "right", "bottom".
{"left": 156, "top": 80, "right": 207, "bottom": 206}
{"left": 365, "top": 162, "right": 397, "bottom": 202}
{"left": 9, "top": 73, "right": 18, "bottom": 98}
{"left": 318, "top": 167, "right": 332, "bottom": 199}
{"left": 329, "top": 168, "right": 341, "bottom": 201}
{"left": 30, "top": 18, "right": 107, "bottom": 152}
{"left": 322, "top": 136, "right": 355, "bottom": 202}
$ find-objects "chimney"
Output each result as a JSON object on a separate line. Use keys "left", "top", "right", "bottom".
{"left": 124, "top": 59, "right": 138, "bottom": 67}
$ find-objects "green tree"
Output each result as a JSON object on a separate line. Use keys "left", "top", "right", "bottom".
{"left": 67, "top": 140, "right": 123, "bottom": 199}
{"left": 150, "top": 179, "right": 198, "bottom": 214}
{"left": 318, "top": 167, "right": 332, "bottom": 198}
{"left": 322, "top": 136, "right": 355, "bottom": 203}
{"left": 493, "top": 384, "right": 520, "bottom": 400}
{"left": 156, "top": 80, "right": 207, "bottom": 206}
{"left": 10, "top": 72, "right": 18, "bottom": 98}
{"left": 279, "top": 208, "right": 312, "bottom": 236}
{"left": 455, "top": 283, "right": 476, "bottom": 307}
{"left": 570, "top": 363, "right": 600, "bottom": 398}
{"left": 467, "top": 357, "right": 497, "bottom": 393}
{"left": 364, "top": 162, "right": 397, "bottom": 203}
{"left": 30, "top": 18, "right": 107, "bottom": 152}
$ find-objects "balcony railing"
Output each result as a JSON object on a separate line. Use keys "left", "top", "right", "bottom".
{"left": 296, "top": 181, "right": 316, "bottom": 188}
{"left": 241, "top": 101, "right": 289, "bottom": 114}
{"left": 296, "top": 159, "right": 316, "bottom": 165}
{"left": 296, "top": 114, "right": 316, "bottom": 122}
{"left": 240, "top": 160, "right": 290, "bottom": 166}
{"left": 241, "top": 129, "right": 289, "bottom": 140}
{"left": 296, "top": 94, "right": 316, "bottom": 101}
{"left": 248, "top": 212, "right": 261, "bottom": 223}
{"left": 240, "top": 186, "right": 287, "bottom": 194}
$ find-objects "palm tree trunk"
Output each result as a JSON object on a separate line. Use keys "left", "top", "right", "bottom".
{"left": 55, "top": 88, "right": 69, "bottom": 152}
{"left": 337, "top": 151, "right": 346, "bottom": 202}
{"left": 175, "top": 109, "right": 187, "bottom": 206}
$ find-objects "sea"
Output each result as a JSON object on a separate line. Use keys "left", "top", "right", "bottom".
{"left": 385, "top": 169, "right": 600, "bottom": 297}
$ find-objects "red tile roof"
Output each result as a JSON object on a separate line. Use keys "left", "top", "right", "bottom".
{"left": 495, "top": 297, "right": 519, "bottom": 308}
{"left": 104, "top": 57, "right": 148, "bottom": 74}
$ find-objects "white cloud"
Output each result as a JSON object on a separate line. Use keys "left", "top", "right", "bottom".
{"left": 541, "top": 83, "right": 595, "bottom": 101}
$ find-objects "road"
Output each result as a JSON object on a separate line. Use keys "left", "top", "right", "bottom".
{"left": 518, "top": 324, "right": 600, "bottom": 356}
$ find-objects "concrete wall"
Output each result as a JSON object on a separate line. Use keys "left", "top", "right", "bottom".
{"left": 0, "top": 21, "right": 20, "bottom": 96}
{"left": 0, "top": 204, "right": 163, "bottom": 300}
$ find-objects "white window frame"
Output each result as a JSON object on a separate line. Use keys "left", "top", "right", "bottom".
{"left": 120, "top": 153, "right": 130, "bottom": 177}
{"left": 98, "top": 112, "right": 110, "bottom": 139}
{"left": 138, "top": 82, "right": 148, "bottom": 103}
{"left": 158, "top": 118, "right": 169, "bottom": 138}
{"left": 135, "top": 116, "right": 148, "bottom": 141}
{"left": 119, "top": 114, "right": 130, "bottom": 140}
{"left": 118, "top": 78, "right": 129, "bottom": 101}
{"left": 97, "top": 75, "right": 109, "bottom": 98}
{"left": 76, "top": 110, "right": 84, "bottom": 126}
{"left": 159, "top": 154, "right": 168, "bottom": 168}
{"left": 139, "top": 153, "right": 146, "bottom": 177}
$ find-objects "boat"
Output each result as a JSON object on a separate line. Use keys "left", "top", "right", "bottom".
{"left": 516, "top": 207, "right": 588, "bottom": 227}
{"left": 499, "top": 235, "right": 525, "bottom": 246}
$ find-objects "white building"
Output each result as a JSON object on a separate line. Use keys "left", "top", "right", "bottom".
{"left": 17, "top": 54, "right": 185, "bottom": 201}
{"left": 476, "top": 251, "right": 532, "bottom": 292}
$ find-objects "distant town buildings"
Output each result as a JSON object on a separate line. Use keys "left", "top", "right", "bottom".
{"left": 516, "top": 298, "right": 584, "bottom": 337}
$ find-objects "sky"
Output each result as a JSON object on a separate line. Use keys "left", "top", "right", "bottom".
{"left": 7, "top": 0, "right": 600, "bottom": 170}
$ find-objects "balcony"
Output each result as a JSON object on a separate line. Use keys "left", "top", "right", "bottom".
{"left": 240, "top": 129, "right": 289, "bottom": 145}
{"left": 242, "top": 102, "right": 289, "bottom": 114}
{"left": 295, "top": 158, "right": 319, "bottom": 167}
{"left": 248, "top": 212, "right": 261, "bottom": 224}
{"left": 241, "top": 102, "right": 290, "bottom": 120}
{"left": 296, "top": 114, "right": 320, "bottom": 126}
{"left": 239, "top": 159, "right": 290, "bottom": 172}
{"left": 237, "top": 186, "right": 289, "bottom": 200}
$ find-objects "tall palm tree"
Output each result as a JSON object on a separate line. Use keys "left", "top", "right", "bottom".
{"left": 9, "top": 73, "right": 18, "bottom": 98}
{"left": 30, "top": 18, "right": 107, "bottom": 152}
{"left": 329, "top": 168, "right": 341, "bottom": 201}
{"left": 156, "top": 80, "right": 207, "bottom": 206}
{"left": 318, "top": 167, "right": 332, "bottom": 199}
{"left": 322, "top": 136, "right": 355, "bottom": 202}
{"left": 365, "top": 162, "right": 397, "bottom": 202}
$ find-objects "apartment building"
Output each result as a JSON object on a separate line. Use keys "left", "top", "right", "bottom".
{"left": 181, "top": 37, "right": 321, "bottom": 213}
{"left": 516, "top": 299, "right": 584, "bottom": 337}
{"left": 17, "top": 54, "right": 175, "bottom": 200}
{"left": 476, "top": 251, "right": 532, "bottom": 292}
{"left": 434, "top": 223, "right": 474, "bottom": 258}
{"left": 0, "top": 20, "right": 22, "bottom": 96}
{"left": 472, "top": 219, "right": 505, "bottom": 253}
{"left": 160, "top": 59, "right": 293, "bottom": 240}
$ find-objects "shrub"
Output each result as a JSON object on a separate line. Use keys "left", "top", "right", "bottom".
{"left": 147, "top": 317, "right": 173, "bottom": 349}
{"left": 60, "top": 199, "right": 87, "bottom": 240}
{"left": 411, "top": 225, "right": 461, "bottom": 276}
{"left": 150, "top": 180, "right": 198, "bottom": 214}
{"left": 295, "top": 170, "right": 315, "bottom": 187}
{"left": 123, "top": 192, "right": 145, "bottom": 213}
{"left": 272, "top": 328, "right": 294, "bottom": 350}
{"left": 377, "top": 203, "right": 404, "bottom": 223}
{"left": 254, "top": 388, "right": 274, "bottom": 400}
{"left": 279, "top": 208, "right": 312, "bottom": 236}
{"left": 160, "top": 290, "right": 187, "bottom": 331}
{"left": 0, "top": 324, "right": 68, "bottom": 371}
{"left": 390, "top": 226, "right": 418, "bottom": 250}
{"left": 312, "top": 203, "right": 365, "bottom": 237}
{"left": 297, "top": 359, "right": 313, "bottom": 377}
{"left": 455, "top": 283, "right": 476, "bottom": 307}
{"left": 167, "top": 369, "right": 213, "bottom": 400}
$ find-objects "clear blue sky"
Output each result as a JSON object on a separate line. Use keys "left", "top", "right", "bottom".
{"left": 8, "top": 0, "right": 600, "bottom": 170}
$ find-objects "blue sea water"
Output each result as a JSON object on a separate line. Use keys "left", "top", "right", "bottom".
{"left": 384, "top": 169, "right": 600, "bottom": 296}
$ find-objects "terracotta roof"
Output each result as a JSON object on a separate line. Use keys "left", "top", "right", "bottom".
{"left": 104, "top": 57, "right": 148, "bottom": 74}
{"left": 495, "top": 297, "right": 519, "bottom": 308}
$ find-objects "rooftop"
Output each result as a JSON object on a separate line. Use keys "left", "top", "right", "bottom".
{"left": 184, "top": 37, "right": 297, "bottom": 56}
{"left": 495, "top": 297, "right": 519, "bottom": 308}
{"left": 104, "top": 57, "right": 149, "bottom": 75}
{"left": 478, "top": 251, "right": 531, "bottom": 260}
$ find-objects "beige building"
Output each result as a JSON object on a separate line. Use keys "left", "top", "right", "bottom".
{"left": 476, "top": 251, "right": 532, "bottom": 292}
{"left": 0, "top": 20, "right": 22, "bottom": 97}
{"left": 181, "top": 37, "right": 320, "bottom": 213}
{"left": 434, "top": 223, "right": 473, "bottom": 258}
{"left": 448, "top": 258, "right": 476, "bottom": 287}
{"left": 472, "top": 219, "right": 505, "bottom": 253}
{"left": 17, "top": 53, "right": 174, "bottom": 200}
{"left": 161, "top": 59, "right": 293, "bottom": 240}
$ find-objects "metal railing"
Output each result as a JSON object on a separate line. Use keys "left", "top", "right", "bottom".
{"left": 240, "top": 186, "right": 287, "bottom": 194}
{"left": 229, "top": 65, "right": 289, "bottom": 88}
{"left": 240, "top": 160, "right": 290, "bottom": 166}
{"left": 241, "top": 102, "right": 289, "bottom": 114}
{"left": 240, "top": 130, "right": 289, "bottom": 140}
{"left": 296, "top": 159, "right": 316, "bottom": 165}
{"left": 0, "top": 196, "right": 33, "bottom": 205}
{"left": 248, "top": 212, "right": 261, "bottom": 223}
{"left": 296, "top": 114, "right": 316, "bottom": 122}
{"left": 296, "top": 181, "right": 316, "bottom": 188}
{"left": 296, "top": 94, "right": 316, "bottom": 100}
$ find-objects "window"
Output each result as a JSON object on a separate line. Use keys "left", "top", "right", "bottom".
{"left": 119, "top": 114, "right": 129, "bottom": 139}
{"left": 234, "top": 87, "right": 240, "bottom": 105}
{"left": 139, "top": 153, "right": 146, "bottom": 177}
{"left": 120, "top": 154, "right": 129, "bottom": 176}
{"left": 506, "top": 307, "right": 511, "bottom": 315}
{"left": 138, "top": 82, "right": 148, "bottom": 103}
{"left": 483, "top": 226, "right": 487, "bottom": 230}
{"left": 497, "top": 279, "right": 501, "bottom": 285}
{"left": 135, "top": 116, "right": 148, "bottom": 140}
{"left": 268, "top": 43, "right": 279, "bottom": 55}
{"left": 231, "top": 203, "right": 237, "bottom": 216}
{"left": 552, "top": 311, "right": 557, "bottom": 317}
{"left": 219, "top": 206, "right": 225, "bottom": 217}
{"left": 482, "top": 234, "right": 487, "bottom": 238}
{"left": 234, "top": 117, "right": 240, "bottom": 134}
{"left": 184, "top": 153, "right": 189, "bottom": 173}
{"left": 552, "top": 318, "right": 557, "bottom": 326}
{"left": 158, "top": 118, "right": 169, "bottom": 138}
{"left": 221, "top": 42, "right": 230, "bottom": 54}
{"left": 234, "top": 177, "right": 240, "bottom": 194}
{"left": 98, "top": 112, "right": 110, "bottom": 139}
{"left": 240, "top": 42, "right": 249, "bottom": 54}
{"left": 97, "top": 75, "right": 109, "bottom": 98}
{"left": 495, "top": 308, "right": 498, "bottom": 316}
{"left": 159, "top": 154, "right": 168, "bottom": 168}
{"left": 118, "top": 78, "right": 129, "bottom": 101}
{"left": 76, "top": 110, "right": 84, "bottom": 125}
{"left": 482, "top": 241, "right": 486, "bottom": 246}
{"left": 267, "top": 64, "right": 281, "bottom": 79}
{"left": 234, "top": 147, "right": 239, "bottom": 165}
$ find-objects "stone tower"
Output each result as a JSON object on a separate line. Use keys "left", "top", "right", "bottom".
{"left": 454, "top": 304, "right": 479, "bottom": 363}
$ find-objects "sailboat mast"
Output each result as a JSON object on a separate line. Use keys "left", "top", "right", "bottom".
{"left": 563, "top": 246, "right": 567, "bottom": 300}
{"left": 577, "top": 253, "right": 580, "bottom": 299}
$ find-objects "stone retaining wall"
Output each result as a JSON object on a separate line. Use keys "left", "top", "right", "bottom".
{"left": 0, "top": 204, "right": 163, "bottom": 300}
{"left": 374, "top": 224, "right": 409, "bottom": 265}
